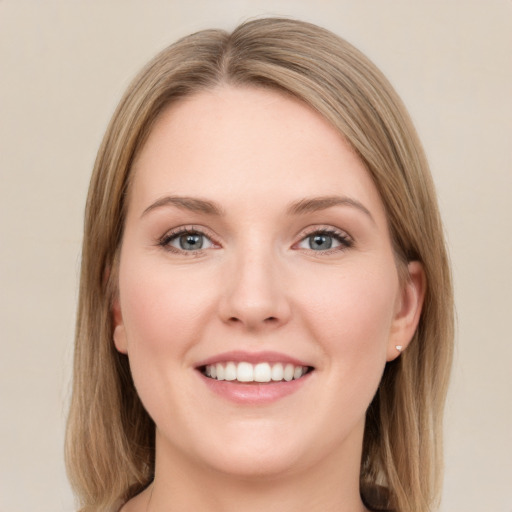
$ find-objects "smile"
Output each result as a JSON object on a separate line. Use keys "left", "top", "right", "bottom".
{"left": 195, "top": 351, "right": 315, "bottom": 403}
{"left": 201, "top": 361, "right": 312, "bottom": 383}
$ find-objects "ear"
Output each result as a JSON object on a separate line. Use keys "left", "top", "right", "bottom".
{"left": 112, "top": 296, "right": 128, "bottom": 355}
{"left": 386, "top": 261, "right": 426, "bottom": 361}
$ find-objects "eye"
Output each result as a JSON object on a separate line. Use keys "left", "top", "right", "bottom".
{"left": 296, "top": 229, "right": 353, "bottom": 252}
{"left": 159, "top": 228, "right": 215, "bottom": 253}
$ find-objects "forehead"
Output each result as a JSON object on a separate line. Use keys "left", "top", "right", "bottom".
{"left": 129, "top": 85, "right": 386, "bottom": 221}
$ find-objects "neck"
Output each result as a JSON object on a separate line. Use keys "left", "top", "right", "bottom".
{"left": 143, "top": 427, "right": 368, "bottom": 512}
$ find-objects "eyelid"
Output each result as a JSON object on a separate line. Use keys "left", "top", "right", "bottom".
{"left": 156, "top": 224, "right": 353, "bottom": 255}
{"left": 297, "top": 224, "right": 353, "bottom": 241}
{"left": 293, "top": 225, "right": 354, "bottom": 253}
{"left": 158, "top": 225, "right": 221, "bottom": 254}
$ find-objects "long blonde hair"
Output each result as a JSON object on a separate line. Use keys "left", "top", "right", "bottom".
{"left": 66, "top": 18, "right": 453, "bottom": 512}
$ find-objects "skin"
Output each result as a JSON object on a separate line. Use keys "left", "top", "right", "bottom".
{"left": 113, "top": 86, "right": 424, "bottom": 512}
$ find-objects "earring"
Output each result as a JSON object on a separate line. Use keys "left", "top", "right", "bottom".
{"left": 395, "top": 345, "right": 403, "bottom": 353}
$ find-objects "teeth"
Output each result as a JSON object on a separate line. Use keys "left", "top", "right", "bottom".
{"left": 237, "top": 362, "right": 253, "bottom": 382}
{"left": 284, "top": 363, "right": 294, "bottom": 381}
{"left": 271, "top": 363, "right": 284, "bottom": 381}
{"left": 203, "top": 362, "right": 309, "bottom": 383}
{"left": 225, "top": 362, "right": 237, "bottom": 381}
{"left": 254, "top": 363, "right": 271, "bottom": 382}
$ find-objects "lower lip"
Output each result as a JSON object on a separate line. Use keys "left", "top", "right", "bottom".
{"left": 198, "top": 371, "right": 313, "bottom": 405}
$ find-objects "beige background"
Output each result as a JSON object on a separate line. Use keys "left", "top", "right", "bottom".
{"left": 1, "top": 1, "right": 511, "bottom": 511}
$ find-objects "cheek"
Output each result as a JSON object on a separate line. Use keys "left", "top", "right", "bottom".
{"left": 297, "top": 261, "right": 398, "bottom": 368}
{"left": 117, "top": 256, "right": 220, "bottom": 424}
{"left": 119, "top": 258, "right": 217, "bottom": 355}
{"left": 305, "top": 264, "right": 399, "bottom": 430}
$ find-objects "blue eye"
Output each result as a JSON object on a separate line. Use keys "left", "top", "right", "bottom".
{"left": 176, "top": 233, "right": 204, "bottom": 250}
{"left": 161, "top": 230, "right": 214, "bottom": 252}
{"left": 308, "top": 234, "right": 335, "bottom": 250}
{"left": 297, "top": 230, "right": 352, "bottom": 252}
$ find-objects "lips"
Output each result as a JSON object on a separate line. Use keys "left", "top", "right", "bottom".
{"left": 196, "top": 350, "right": 312, "bottom": 367}
{"left": 195, "top": 351, "right": 314, "bottom": 404}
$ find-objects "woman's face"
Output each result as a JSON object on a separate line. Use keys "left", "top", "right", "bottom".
{"left": 113, "top": 86, "right": 423, "bottom": 478}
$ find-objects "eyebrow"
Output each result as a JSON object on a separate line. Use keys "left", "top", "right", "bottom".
{"left": 141, "top": 195, "right": 225, "bottom": 218}
{"left": 287, "top": 195, "right": 374, "bottom": 222}
{"left": 141, "top": 194, "right": 374, "bottom": 222}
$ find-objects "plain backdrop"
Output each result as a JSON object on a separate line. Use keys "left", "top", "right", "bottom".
{"left": 1, "top": 1, "right": 511, "bottom": 511}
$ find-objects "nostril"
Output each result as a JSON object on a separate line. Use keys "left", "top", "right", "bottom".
{"left": 227, "top": 316, "right": 278, "bottom": 325}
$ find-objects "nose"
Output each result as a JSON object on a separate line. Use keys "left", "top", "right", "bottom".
{"left": 218, "top": 248, "right": 292, "bottom": 331}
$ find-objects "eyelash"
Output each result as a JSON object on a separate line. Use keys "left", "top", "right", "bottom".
{"left": 157, "top": 226, "right": 354, "bottom": 256}
{"left": 158, "top": 226, "right": 218, "bottom": 256}
{"left": 296, "top": 227, "right": 354, "bottom": 254}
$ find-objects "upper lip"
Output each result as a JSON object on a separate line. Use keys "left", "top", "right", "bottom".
{"left": 195, "top": 350, "right": 313, "bottom": 368}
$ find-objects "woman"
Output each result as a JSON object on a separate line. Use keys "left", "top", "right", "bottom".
{"left": 66, "top": 18, "right": 453, "bottom": 512}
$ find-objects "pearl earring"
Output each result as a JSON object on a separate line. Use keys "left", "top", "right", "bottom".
{"left": 395, "top": 345, "right": 403, "bottom": 353}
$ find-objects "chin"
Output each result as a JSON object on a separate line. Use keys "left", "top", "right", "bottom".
{"left": 158, "top": 419, "right": 313, "bottom": 480}
{"left": 202, "top": 444, "right": 307, "bottom": 480}
{"left": 197, "top": 419, "right": 349, "bottom": 481}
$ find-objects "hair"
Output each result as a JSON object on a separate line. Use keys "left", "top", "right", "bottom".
{"left": 66, "top": 17, "right": 453, "bottom": 512}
